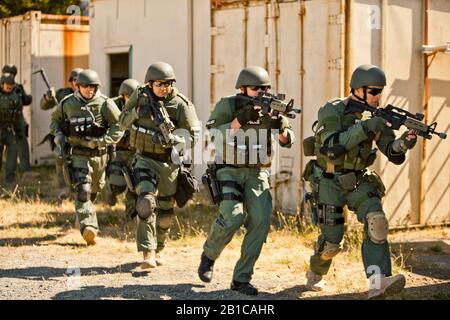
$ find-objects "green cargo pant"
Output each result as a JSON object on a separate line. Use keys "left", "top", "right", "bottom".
{"left": 71, "top": 153, "right": 108, "bottom": 234}
{"left": 105, "top": 150, "right": 137, "bottom": 218}
{"left": 309, "top": 166, "right": 392, "bottom": 278}
{"left": 0, "top": 128, "right": 18, "bottom": 182}
{"left": 16, "top": 118, "right": 31, "bottom": 172}
{"left": 203, "top": 166, "right": 272, "bottom": 283}
{"left": 133, "top": 154, "right": 179, "bottom": 253}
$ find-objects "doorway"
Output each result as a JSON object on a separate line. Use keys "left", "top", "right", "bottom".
{"left": 109, "top": 52, "right": 129, "bottom": 96}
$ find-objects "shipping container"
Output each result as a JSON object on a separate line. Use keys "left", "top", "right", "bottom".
{"left": 0, "top": 11, "right": 89, "bottom": 166}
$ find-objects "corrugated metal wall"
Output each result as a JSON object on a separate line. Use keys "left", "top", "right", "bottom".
{"left": 0, "top": 11, "right": 89, "bottom": 166}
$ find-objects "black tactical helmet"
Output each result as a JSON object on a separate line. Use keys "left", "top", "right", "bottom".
{"left": 1, "top": 73, "right": 15, "bottom": 85}
{"left": 77, "top": 69, "right": 101, "bottom": 86}
{"left": 144, "top": 62, "right": 176, "bottom": 83}
{"left": 68, "top": 68, "right": 83, "bottom": 81}
{"left": 350, "top": 64, "right": 386, "bottom": 89}
{"left": 119, "top": 78, "right": 140, "bottom": 96}
{"left": 2, "top": 64, "right": 17, "bottom": 76}
{"left": 235, "top": 66, "right": 271, "bottom": 89}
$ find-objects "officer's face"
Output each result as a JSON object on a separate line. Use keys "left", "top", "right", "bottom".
{"left": 70, "top": 78, "right": 78, "bottom": 91}
{"left": 241, "top": 86, "right": 269, "bottom": 97}
{"left": 1, "top": 83, "right": 15, "bottom": 93}
{"left": 122, "top": 94, "right": 130, "bottom": 103}
{"left": 79, "top": 84, "right": 97, "bottom": 99}
{"left": 151, "top": 80, "right": 172, "bottom": 98}
{"left": 355, "top": 86, "right": 384, "bottom": 107}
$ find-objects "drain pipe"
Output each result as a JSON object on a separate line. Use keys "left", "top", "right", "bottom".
{"left": 420, "top": 0, "right": 429, "bottom": 225}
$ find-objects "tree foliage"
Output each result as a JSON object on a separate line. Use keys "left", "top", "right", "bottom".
{"left": 0, "top": 0, "right": 82, "bottom": 19}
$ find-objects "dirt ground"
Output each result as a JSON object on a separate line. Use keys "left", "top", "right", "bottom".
{"left": 0, "top": 167, "right": 449, "bottom": 301}
{"left": 0, "top": 192, "right": 448, "bottom": 301}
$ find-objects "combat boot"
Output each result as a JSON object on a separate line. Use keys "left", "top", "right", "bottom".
{"left": 105, "top": 189, "right": 117, "bottom": 206}
{"left": 141, "top": 249, "right": 157, "bottom": 269}
{"left": 155, "top": 252, "right": 164, "bottom": 266}
{"left": 305, "top": 270, "right": 325, "bottom": 291}
{"left": 198, "top": 252, "right": 215, "bottom": 283}
{"left": 368, "top": 274, "right": 406, "bottom": 300}
{"left": 230, "top": 281, "right": 258, "bottom": 296}
{"left": 82, "top": 226, "right": 97, "bottom": 246}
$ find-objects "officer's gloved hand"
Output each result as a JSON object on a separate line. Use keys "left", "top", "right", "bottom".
{"left": 45, "top": 88, "right": 56, "bottom": 101}
{"left": 269, "top": 115, "right": 283, "bottom": 132}
{"left": 236, "top": 105, "right": 260, "bottom": 125}
{"left": 362, "top": 116, "right": 389, "bottom": 134}
{"left": 85, "top": 137, "right": 103, "bottom": 149}
{"left": 391, "top": 130, "right": 417, "bottom": 153}
{"left": 137, "top": 105, "right": 152, "bottom": 118}
{"left": 54, "top": 133, "right": 66, "bottom": 148}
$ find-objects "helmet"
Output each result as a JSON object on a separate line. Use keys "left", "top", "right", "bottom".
{"left": 76, "top": 69, "right": 101, "bottom": 86}
{"left": 2, "top": 64, "right": 17, "bottom": 76}
{"left": 68, "top": 68, "right": 83, "bottom": 81}
{"left": 144, "top": 62, "right": 176, "bottom": 83}
{"left": 1, "top": 73, "right": 15, "bottom": 85}
{"left": 350, "top": 64, "right": 386, "bottom": 89}
{"left": 119, "top": 78, "right": 140, "bottom": 96}
{"left": 235, "top": 66, "right": 271, "bottom": 89}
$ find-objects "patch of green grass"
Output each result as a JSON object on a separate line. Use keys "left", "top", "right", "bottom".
{"left": 433, "top": 292, "right": 450, "bottom": 300}
{"left": 430, "top": 244, "right": 443, "bottom": 253}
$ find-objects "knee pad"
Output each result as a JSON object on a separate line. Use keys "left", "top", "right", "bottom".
{"left": 157, "top": 208, "right": 174, "bottom": 229}
{"left": 110, "top": 184, "right": 127, "bottom": 196}
{"left": 366, "top": 211, "right": 389, "bottom": 244}
{"left": 136, "top": 192, "right": 156, "bottom": 220}
{"left": 320, "top": 241, "right": 342, "bottom": 260}
{"left": 76, "top": 183, "right": 91, "bottom": 202}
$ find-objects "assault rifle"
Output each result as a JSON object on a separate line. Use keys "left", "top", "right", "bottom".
{"left": 55, "top": 137, "right": 73, "bottom": 188}
{"left": 143, "top": 86, "right": 176, "bottom": 146}
{"left": 346, "top": 99, "right": 447, "bottom": 140}
{"left": 237, "top": 92, "right": 301, "bottom": 119}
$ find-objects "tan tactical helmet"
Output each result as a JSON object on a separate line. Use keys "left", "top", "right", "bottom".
{"left": 77, "top": 69, "right": 101, "bottom": 86}
{"left": 68, "top": 68, "right": 83, "bottom": 82}
{"left": 350, "top": 64, "right": 386, "bottom": 89}
{"left": 144, "top": 62, "right": 176, "bottom": 83}
{"left": 235, "top": 66, "right": 271, "bottom": 89}
{"left": 2, "top": 64, "right": 17, "bottom": 76}
{"left": 119, "top": 78, "right": 140, "bottom": 96}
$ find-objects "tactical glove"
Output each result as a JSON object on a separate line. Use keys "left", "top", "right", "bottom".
{"left": 236, "top": 105, "right": 260, "bottom": 125}
{"left": 54, "top": 133, "right": 66, "bottom": 147}
{"left": 391, "top": 130, "right": 417, "bottom": 153}
{"left": 45, "top": 88, "right": 56, "bottom": 101}
{"left": 269, "top": 115, "right": 283, "bottom": 132}
{"left": 362, "top": 116, "right": 388, "bottom": 134}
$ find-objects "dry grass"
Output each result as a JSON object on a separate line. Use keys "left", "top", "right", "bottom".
{"left": 0, "top": 165, "right": 448, "bottom": 299}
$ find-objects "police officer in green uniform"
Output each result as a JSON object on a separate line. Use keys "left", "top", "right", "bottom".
{"left": 40, "top": 68, "right": 83, "bottom": 195}
{"left": 105, "top": 78, "right": 140, "bottom": 221}
{"left": 197, "top": 66, "right": 295, "bottom": 295}
{"left": 40, "top": 68, "right": 83, "bottom": 110}
{"left": 303, "top": 64, "right": 417, "bottom": 299}
{"left": 0, "top": 73, "right": 22, "bottom": 183}
{"left": 50, "top": 69, "right": 123, "bottom": 245}
{"left": 2, "top": 64, "right": 33, "bottom": 177}
{"left": 119, "top": 62, "right": 200, "bottom": 268}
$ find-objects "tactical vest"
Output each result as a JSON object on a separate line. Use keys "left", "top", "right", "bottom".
{"left": 0, "top": 90, "right": 23, "bottom": 127}
{"left": 212, "top": 96, "right": 273, "bottom": 168}
{"left": 314, "top": 98, "right": 377, "bottom": 172}
{"left": 59, "top": 94, "right": 108, "bottom": 139}
{"left": 128, "top": 87, "right": 185, "bottom": 155}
